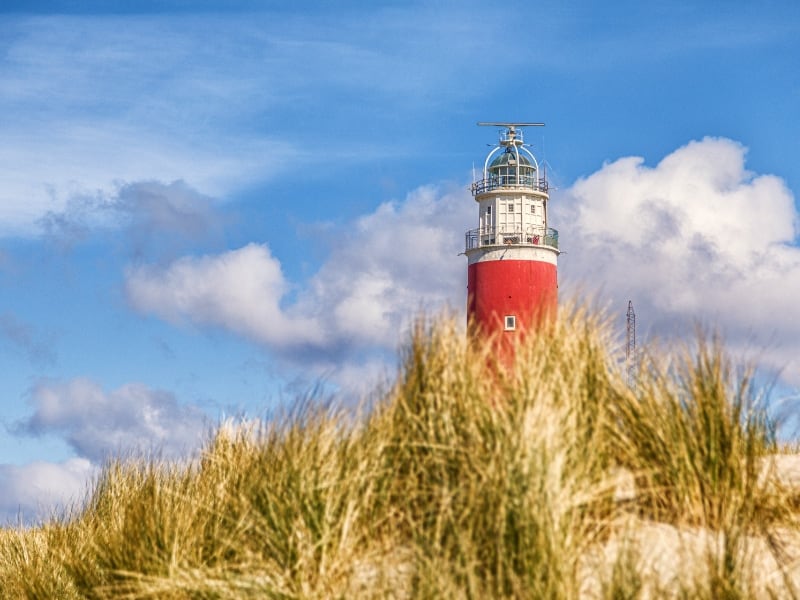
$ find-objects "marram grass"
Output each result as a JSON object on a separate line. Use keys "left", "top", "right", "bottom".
{"left": 2, "top": 305, "right": 800, "bottom": 598}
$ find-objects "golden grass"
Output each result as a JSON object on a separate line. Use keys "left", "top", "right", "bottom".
{"left": 1, "top": 304, "right": 798, "bottom": 598}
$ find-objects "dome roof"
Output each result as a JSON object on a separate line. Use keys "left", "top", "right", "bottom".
{"left": 489, "top": 149, "right": 534, "bottom": 169}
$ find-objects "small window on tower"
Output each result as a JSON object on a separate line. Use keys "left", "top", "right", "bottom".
{"left": 504, "top": 315, "right": 516, "bottom": 331}
{"left": 487, "top": 206, "right": 491, "bottom": 215}
{"left": 508, "top": 203, "right": 514, "bottom": 212}
{"left": 531, "top": 205, "right": 536, "bottom": 214}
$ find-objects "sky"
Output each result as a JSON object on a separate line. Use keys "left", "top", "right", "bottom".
{"left": 0, "top": 0, "right": 798, "bottom": 522}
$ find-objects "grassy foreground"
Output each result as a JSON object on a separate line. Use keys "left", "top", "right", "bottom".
{"left": 2, "top": 306, "right": 799, "bottom": 598}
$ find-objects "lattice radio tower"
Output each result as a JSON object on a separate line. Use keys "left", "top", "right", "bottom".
{"left": 626, "top": 300, "right": 636, "bottom": 387}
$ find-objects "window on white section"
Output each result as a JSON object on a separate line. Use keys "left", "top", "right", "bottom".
{"left": 508, "top": 203, "right": 514, "bottom": 212}
{"left": 531, "top": 205, "right": 536, "bottom": 214}
{"left": 487, "top": 206, "right": 491, "bottom": 214}
{"left": 504, "top": 315, "right": 516, "bottom": 331}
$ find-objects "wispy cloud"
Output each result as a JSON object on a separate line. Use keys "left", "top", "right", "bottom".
{"left": 0, "top": 15, "right": 298, "bottom": 233}
{"left": 0, "top": 7, "right": 523, "bottom": 234}
{"left": 0, "top": 120, "right": 294, "bottom": 234}
{"left": 0, "top": 313, "right": 57, "bottom": 367}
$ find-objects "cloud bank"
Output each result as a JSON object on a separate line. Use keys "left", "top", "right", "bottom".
{"left": 125, "top": 139, "right": 800, "bottom": 385}
{"left": 126, "top": 184, "right": 472, "bottom": 364}
{"left": 556, "top": 137, "right": 799, "bottom": 380}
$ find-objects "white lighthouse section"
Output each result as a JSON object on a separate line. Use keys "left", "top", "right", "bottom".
{"left": 466, "top": 125, "right": 559, "bottom": 266}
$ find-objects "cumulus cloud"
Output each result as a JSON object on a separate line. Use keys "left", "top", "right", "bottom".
{"left": 126, "top": 243, "right": 325, "bottom": 350}
{"left": 302, "top": 185, "right": 471, "bottom": 349}
{"left": 18, "top": 378, "right": 208, "bottom": 462}
{"left": 0, "top": 458, "right": 95, "bottom": 524}
{"left": 126, "top": 184, "right": 473, "bottom": 363}
{"left": 555, "top": 137, "right": 800, "bottom": 381}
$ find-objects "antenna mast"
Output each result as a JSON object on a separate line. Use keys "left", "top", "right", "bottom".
{"left": 626, "top": 300, "right": 636, "bottom": 387}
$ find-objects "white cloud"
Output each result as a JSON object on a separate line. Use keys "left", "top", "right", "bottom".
{"left": 125, "top": 184, "right": 473, "bottom": 367}
{"left": 4, "top": 377, "right": 208, "bottom": 524}
{"left": 556, "top": 137, "right": 800, "bottom": 381}
{"left": 0, "top": 458, "right": 96, "bottom": 524}
{"left": 303, "top": 185, "right": 471, "bottom": 349}
{"left": 19, "top": 378, "right": 208, "bottom": 463}
{"left": 126, "top": 244, "right": 326, "bottom": 349}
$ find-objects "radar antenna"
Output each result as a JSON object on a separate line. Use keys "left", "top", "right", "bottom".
{"left": 477, "top": 122, "right": 545, "bottom": 146}
{"left": 477, "top": 122, "right": 545, "bottom": 127}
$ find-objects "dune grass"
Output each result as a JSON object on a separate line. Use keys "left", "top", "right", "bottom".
{"left": 1, "top": 305, "right": 798, "bottom": 598}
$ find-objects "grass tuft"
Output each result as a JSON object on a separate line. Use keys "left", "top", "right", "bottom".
{"left": 1, "top": 305, "right": 799, "bottom": 598}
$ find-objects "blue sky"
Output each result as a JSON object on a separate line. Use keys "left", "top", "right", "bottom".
{"left": 0, "top": 0, "right": 798, "bottom": 520}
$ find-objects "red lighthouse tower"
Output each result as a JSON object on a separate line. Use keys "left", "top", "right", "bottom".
{"left": 465, "top": 122, "right": 559, "bottom": 339}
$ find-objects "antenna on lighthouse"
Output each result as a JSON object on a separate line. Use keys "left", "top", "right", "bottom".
{"left": 477, "top": 122, "right": 545, "bottom": 146}
{"left": 626, "top": 300, "right": 636, "bottom": 387}
{"left": 477, "top": 122, "right": 546, "bottom": 127}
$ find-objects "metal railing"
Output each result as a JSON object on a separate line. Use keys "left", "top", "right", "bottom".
{"left": 465, "top": 226, "right": 559, "bottom": 252}
{"left": 471, "top": 176, "right": 548, "bottom": 196}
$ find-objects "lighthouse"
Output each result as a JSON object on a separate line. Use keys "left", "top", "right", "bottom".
{"left": 465, "top": 122, "right": 559, "bottom": 339}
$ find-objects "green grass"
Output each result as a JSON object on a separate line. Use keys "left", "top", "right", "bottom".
{"left": 1, "top": 305, "right": 798, "bottom": 598}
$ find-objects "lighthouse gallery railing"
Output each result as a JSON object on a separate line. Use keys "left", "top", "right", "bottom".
{"left": 471, "top": 176, "right": 549, "bottom": 196}
{"left": 465, "top": 226, "right": 559, "bottom": 251}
